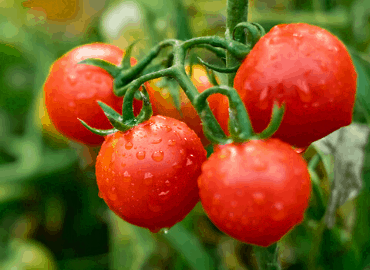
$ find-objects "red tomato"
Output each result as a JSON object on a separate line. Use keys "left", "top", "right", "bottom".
{"left": 148, "top": 65, "right": 223, "bottom": 146}
{"left": 44, "top": 43, "right": 146, "bottom": 146}
{"left": 219, "top": 23, "right": 357, "bottom": 148}
{"left": 198, "top": 139, "right": 311, "bottom": 246}
{"left": 96, "top": 115, "right": 207, "bottom": 233}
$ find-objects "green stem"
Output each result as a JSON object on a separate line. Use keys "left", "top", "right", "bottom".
{"left": 253, "top": 243, "right": 282, "bottom": 270}
{"left": 226, "top": 0, "right": 249, "bottom": 86}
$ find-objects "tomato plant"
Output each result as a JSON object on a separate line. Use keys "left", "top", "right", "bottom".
{"left": 198, "top": 139, "right": 311, "bottom": 247}
{"left": 228, "top": 23, "right": 357, "bottom": 148}
{"left": 95, "top": 115, "right": 207, "bottom": 233}
{"left": 44, "top": 43, "right": 145, "bottom": 146}
{"left": 148, "top": 65, "right": 223, "bottom": 145}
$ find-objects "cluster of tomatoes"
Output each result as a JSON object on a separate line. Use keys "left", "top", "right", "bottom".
{"left": 43, "top": 23, "right": 357, "bottom": 247}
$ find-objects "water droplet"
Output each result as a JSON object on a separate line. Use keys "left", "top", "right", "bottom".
{"left": 111, "top": 186, "right": 116, "bottom": 192}
{"left": 259, "top": 87, "right": 269, "bottom": 110}
{"left": 159, "top": 227, "right": 169, "bottom": 234}
{"left": 172, "top": 162, "right": 182, "bottom": 169}
{"left": 186, "top": 158, "right": 193, "bottom": 166}
{"left": 77, "top": 92, "right": 87, "bottom": 99}
{"left": 312, "top": 102, "right": 319, "bottom": 107}
{"left": 105, "top": 177, "right": 110, "bottom": 183}
{"left": 252, "top": 192, "right": 265, "bottom": 205}
{"left": 144, "top": 172, "right": 153, "bottom": 185}
{"left": 252, "top": 157, "right": 267, "bottom": 171}
{"left": 180, "top": 149, "right": 185, "bottom": 155}
{"left": 67, "top": 74, "right": 77, "bottom": 86}
{"left": 271, "top": 202, "right": 285, "bottom": 221}
{"left": 125, "top": 142, "right": 133, "bottom": 150}
{"left": 296, "top": 80, "right": 312, "bottom": 103}
{"left": 231, "top": 201, "right": 237, "bottom": 208}
{"left": 123, "top": 171, "right": 131, "bottom": 182}
{"left": 163, "top": 125, "right": 172, "bottom": 132}
{"left": 158, "top": 190, "right": 170, "bottom": 199}
{"left": 68, "top": 101, "right": 76, "bottom": 108}
{"left": 165, "top": 180, "right": 171, "bottom": 186}
{"left": 236, "top": 190, "right": 244, "bottom": 197}
{"left": 168, "top": 140, "right": 176, "bottom": 146}
{"left": 121, "top": 163, "right": 126, "bottom": 168}
{"left": 151, "top": 138, "right": 162, "bottom": 144}
{"left": 152, "top": 151, "right": 164, "bottom": 162}
{"left": 98, "top": 191, "right": 103, "bottom": 198}
{"left": 136, "top": 151, "right": 146, "bottom": 160}
{"left": 84, "top": 71, "right": 92, "bottom": 80}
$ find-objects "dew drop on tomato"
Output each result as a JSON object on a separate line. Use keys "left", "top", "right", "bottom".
{"left": 125, "top": 142, "right": 133, "bottom": 150}
{"left": 136, "top": 151, "right": 146, "bottom": 160}
{"left": 151, "top": 138, "right": 162, "bottom": 144}
{"left": 252, "top": 192, "right": 265, "bottom": 205}
{"left": 123, "top": 171, "right": 131, "bottom": 182}
{"left": 168, "top": 139, "right": 176, "bottom": 146}
{"left": 152, "top": 151, "right": 164, "bottom": 162}
{"left": 144, "top": 172, "right": 153, "bottom": 185}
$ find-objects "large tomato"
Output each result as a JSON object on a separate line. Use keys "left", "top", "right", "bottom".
{"left": 44, "top": 43, "right": 146, "bottom": 146}
{"left": 96, "top": 115, "right": 207, "bottom": 233}
{"left": 221, "top": 23, "right": 357, "bottom": 148}
{"left": 148, "top": 65, "right": 223, "bottom": 145}
{"left": 198, "top": 139, "right": 311, "bottom": 246}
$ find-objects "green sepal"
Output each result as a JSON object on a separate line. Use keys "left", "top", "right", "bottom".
{"left": 121, "top": 39, "right": 141, "bottom": 69}
{"left": 78, "top": 119, "right": 117, "bottom": 136}
{"left": 198, "top": 57, "right": 239, "bottom": 73}
{"left": 97, "top": 101, "right": 132, "bottom": 131}
{"left": 134, "top": 84, "right": 153, "bottom": 124}
{"left": 256, "top": 102, "right": 285, "bottom": 139}
{"left": 78, "top": 59, "right": 120, "bottom": 78}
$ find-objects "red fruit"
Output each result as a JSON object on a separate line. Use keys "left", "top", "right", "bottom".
{"left": 44, "top": 43, "right": 147, "bottom": 146}
{"left": 198, "top": 139, "right": 311, "bottom": 246}
{"left": 227, "top": 23, "right": 357, "bottom": 148}
{"left": 96, "top": 115, "right": 207, "bottom": 233}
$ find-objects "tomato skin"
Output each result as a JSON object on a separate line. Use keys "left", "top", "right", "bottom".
{"left": 96, "top": 115, "right": 207, "bottom": 232}
{"left": 148, "top": 65, "right": 222, "bottom": 146}
{"left": 44, "top": 43, "right": 145, "bottom": 146}
{"left": 198, "top": 139, "right": 311, "bottom": 246}
{"left": 229, "top": 23, "right": 357, "bottom": 148}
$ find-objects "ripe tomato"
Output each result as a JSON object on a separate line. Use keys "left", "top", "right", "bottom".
{"left": 148, "top": 65, "right": 223, "bottom": 145}
{"left": 44, "top": 43, "right": 146, "bottom": 146}
{"left": 225, "top": 23, "right": 357, "bottom": 148}
{"left": 96, "top": 115, "right": 207, "bottom": 233}
{"left": 198, "top": 139, "right": 311, "bottom": 246}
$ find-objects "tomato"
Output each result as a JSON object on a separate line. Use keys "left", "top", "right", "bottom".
{"left": 44, "top": 43, "right": 146, "bottom": 146}
{"left": 223, "top": 23, "right": 357, "bottom": 148}
{"left": 96, "top": 115, "right": 207, "bottom": 232}
{"left": 148, "top": 65, "right": 223, "bottom": 145}
{"left": 198, "top": 139, "right": 311, "bottom": 246}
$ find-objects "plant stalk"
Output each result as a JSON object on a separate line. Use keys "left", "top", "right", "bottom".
{"left": 225, "top": 0, "right": 249, "bottom": 86}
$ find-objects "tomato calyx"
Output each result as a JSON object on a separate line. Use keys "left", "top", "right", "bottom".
{"left": 79, "top": 83, "right": 153, "bottom": 136}
{"left": 194, "top": 85, "right": 285, "bottom": 144}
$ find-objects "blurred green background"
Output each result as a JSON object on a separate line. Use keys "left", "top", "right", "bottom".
{"left": 1, "top": 0, "right": 370, "bottom": 269}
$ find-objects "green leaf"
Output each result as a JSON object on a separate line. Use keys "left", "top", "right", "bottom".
{"left": 78, "top": 58, "right": 120, "bottom": 77}
{"left": 313, "top": 123, "right": 370, "bottom": 228}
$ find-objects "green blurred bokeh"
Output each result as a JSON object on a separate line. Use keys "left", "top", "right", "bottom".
{"left": 1, "top": 0, "right": 370, "bottom": 269}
